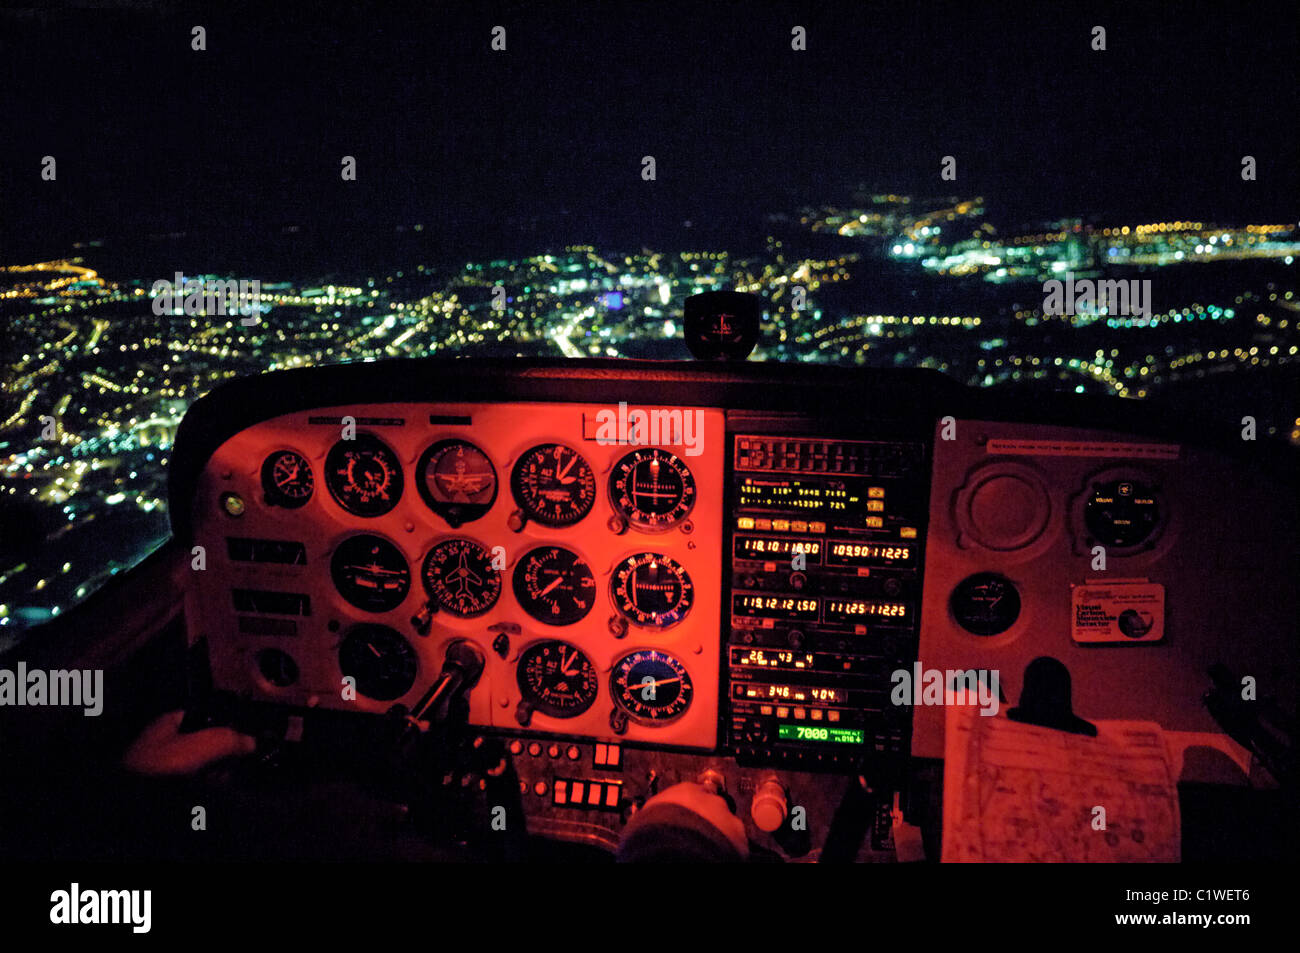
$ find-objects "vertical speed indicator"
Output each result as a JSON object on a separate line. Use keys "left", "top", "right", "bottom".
{"left": 512, "top": 546, "right": 597, "bottom": 625}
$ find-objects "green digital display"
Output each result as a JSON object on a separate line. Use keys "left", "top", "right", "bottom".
{"left": 777, "top": 724, "right": 864, "bottom": 745}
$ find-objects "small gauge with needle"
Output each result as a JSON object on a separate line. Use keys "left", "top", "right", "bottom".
{"left": 609, "top": 448, "right": 696, "bottom": 531}
{"left": 338, "top": 624, "right": 418, "bottom": 701}
{"left": 261, "top": 450, "right": 314, "bottom": 508}
{"left": 949, "top": 572, "right": 1021, "bottom": 636}
{"left": 510, "top": 443, "right": 596, "bottom": 527}
{"left": 325, "top": 434, "right": 404, "bottom": 517}
{"left": 516, "top": 640, "right": 599, "bottom": 718}
{"left": 610, "top": 649, "right": 693, "bottom": 724}
{"left": 512, "top": 546, "right": 597, "bottom": 625}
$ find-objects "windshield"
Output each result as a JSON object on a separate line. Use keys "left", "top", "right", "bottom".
{"left": 1, "top": 2, "right": 1296, "bottom": 643}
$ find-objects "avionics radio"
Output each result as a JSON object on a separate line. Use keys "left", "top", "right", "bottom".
{"left": 726, "top": 435, "right": 928, "bottom": 768}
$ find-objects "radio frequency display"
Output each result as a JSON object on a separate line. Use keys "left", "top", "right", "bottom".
{"left": 733, "top": 593, "right": 819, "bottom": 621}
{"left": 734, "top": 535, "right": 822, "bottom": 561}
{"left": 825, "top": 540, "right": 913, "bottom": 567}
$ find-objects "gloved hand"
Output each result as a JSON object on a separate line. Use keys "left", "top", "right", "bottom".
{"left": 617, "top": 781, "right": 750, "bottom": 862}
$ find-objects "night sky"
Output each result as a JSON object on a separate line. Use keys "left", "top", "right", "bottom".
{"left": 1, "top": 0, "right": 1296, "bottom": 259}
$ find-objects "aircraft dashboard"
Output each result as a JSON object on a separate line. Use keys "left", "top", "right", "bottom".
{"left": 140, "top": 355, "right": 1295, "bottom": 860}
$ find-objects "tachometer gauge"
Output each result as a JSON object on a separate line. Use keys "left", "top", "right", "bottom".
{"left": 510, "top": 443, "right": 596, "bottom": 527}
{"left": 416, "top": 439, "right": 497, "bottom": 527}
{"left": 609, "top": 448, "right": 696, "bottom": 531}
{"left": 339, "top": 624, "right": 418, "bottom": 701}
{"left": 261, "top": 450, "right": 314, "bottom": 508}
{"left": 610, "top": 553, "right": 694, "bottom": 628}
{"left": 325, "top": 434, "right": 404, "bottom": 517}
{"left": 949, "top": 572, "right": 1021, "bottom": 636}
{"left": 421, "top": 537, "right": 502, "bottom": 617}
{"left": 517, "top": 640, "right": 599, "bottom": 718}
{"left": 610, "top": 649, "right": 693, "bottom": 724}
{"left": 512, "top": 546, "right": 597, "bottom": 625}
{"left": 331, "top": 534, "right": 411, "bottom": 612}
{"left": 1084, "top": 480, "right": 1161, "bottom": 548}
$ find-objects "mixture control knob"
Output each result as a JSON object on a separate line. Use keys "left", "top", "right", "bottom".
{"left": 750, "top": 778, "right": 788, "bottom": 833}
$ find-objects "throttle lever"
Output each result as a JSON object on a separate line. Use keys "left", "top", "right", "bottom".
{"left": 397, "top": 639, "right": 485, "bottom": 736}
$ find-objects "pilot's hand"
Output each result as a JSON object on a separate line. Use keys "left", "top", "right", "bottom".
{"left": 618, "top": 781, "right": 750, "bottom": 862}
{"left": 121, "top": 710, "right": 257, "bottom": 777}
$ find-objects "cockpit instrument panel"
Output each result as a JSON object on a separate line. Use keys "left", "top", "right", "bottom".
{"left": 187, "top": 401, "right": 725, "bottom": 751}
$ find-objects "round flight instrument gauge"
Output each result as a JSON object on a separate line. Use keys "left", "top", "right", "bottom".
{"left": 512, "top": 546, "right": 597, "bottom": 625}
{"left": 260, "top": 450, "right": 314, "bottom": 508}
{"left": 609, "top": 448, "right": 696, "bottom": 531}
{"left": 1084, "top": 480, "right": 1161, "bottom": 548}
{"left": 516, "top": 640, "right": 599, "bottom": 718}
{"left": 610, "top": 553, "right": 694, "bottom": 628}
{"left": 421, "top": 537, "right": 502, "bottom": 617}
{"left": 610, "top": 649, "right": 693, "bottom": 724}
{"left": 510, "top": 443, "right": 596, "bottom": 527}
{"left": 325, "top": 434, "right": 404, "bottom": 517}
{"left": 339, "top": 624, "right": 418, "bottom": 701}
{"left": 331, "top": 534, "right": 411, "bottom": 612}
{"left": 949, "top": 572, "right": 1021, "bottom": 636}
{"left": 416, "top": 439, "right": 498, "bottom": 527}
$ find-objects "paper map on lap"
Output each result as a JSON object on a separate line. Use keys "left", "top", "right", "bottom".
{"left": 942, "top": 706, "right": 1180, "bottom": 862}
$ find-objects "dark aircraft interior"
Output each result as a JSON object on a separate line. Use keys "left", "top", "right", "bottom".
{"left": 2, "top": 292, "right": 1294, "bottom": 865}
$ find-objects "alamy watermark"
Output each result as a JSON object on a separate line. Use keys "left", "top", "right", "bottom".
{"left": 0, "top": 663, "right": 103, "bottom": 716}
{"left": 593, "top": 401, "right": 704, "bottom": 457}
{"left": 150, "top": 272, "right": 261, "bottom": 323}
{"left": 50, "top": 883, "right": 150, "bottom": 933}
{"left": 891, "top": 664, "right": 1000, "bottom": 716}
{"left": 1042, "top": 272, "right": 1151, "bottom": 318}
